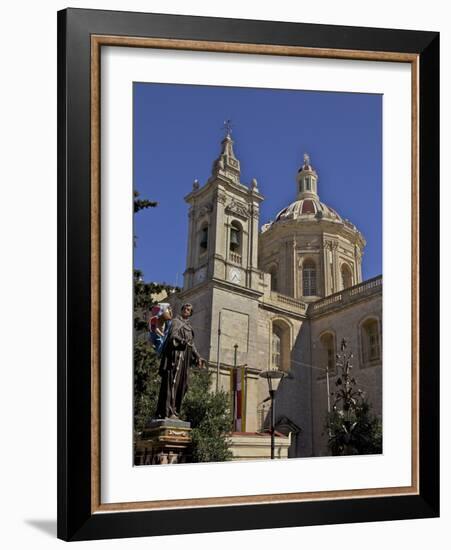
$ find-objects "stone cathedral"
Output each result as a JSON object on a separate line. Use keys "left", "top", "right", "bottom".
{"left": 171, "top": 130, "right": 382, "bottom": 458}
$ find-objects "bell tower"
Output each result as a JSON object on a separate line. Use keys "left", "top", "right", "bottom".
{"left": 178, "top": 125, "right": 267, "bottom": 433}
{"left": 183, "top": 126, "right": 264, "bottom": 291}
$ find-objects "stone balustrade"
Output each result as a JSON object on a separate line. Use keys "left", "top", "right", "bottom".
{"left": 310, "top": 275, "right": 382, "bottom": 316}
{"left": 262, "top": 291, "right": 307, "bottom": 314}
{"left": 229, "top": 252, "right": 242, "bottom": 264}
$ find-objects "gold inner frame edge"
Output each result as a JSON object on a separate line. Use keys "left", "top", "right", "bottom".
{"left": 90, "top": 35, "right": 420, "bottom": 514}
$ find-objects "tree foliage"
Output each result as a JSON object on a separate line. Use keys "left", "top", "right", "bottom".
{"left": 134, "top": 190, "right": 158, "bottom": 212}
{"left": 133, "top": 269, "right": 177, "bottom": 438}
{"left": 133, "top": 220, "right": 232, "bottom": 461}
{"left": 182, "top": 369, "right": 233, "bottom": 462}
{"left": 134, "top": 338, "right": 160, "bottom": 437}
{"left": 134, "top": 269, "right": 171, "bottom": 332}
{"left": 325, "top": 339, "right": 382, "bottom": 456}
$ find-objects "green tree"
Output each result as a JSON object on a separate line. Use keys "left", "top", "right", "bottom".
{"left": 133, "top": 190, "right": 158, "bottom": 247}
{"left": 134, "top": 190, "right": 158, "bottom": 212}
{"left": 133, "top": 201, "right": 232, "bottom": 461}
{"left": 134, "top": 338, "right": 160, "bottom": 437}
{"left": 133, "top": 269, "right": 176, "bottom": 438}
{"left": 182, "top": 369, "right": 233, "bottom": 462}
{"left": 325, "top": 339, "right": 382, "bottom": 456}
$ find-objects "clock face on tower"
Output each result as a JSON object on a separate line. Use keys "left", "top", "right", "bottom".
{"left": 229, "top": 267, "right": 242, "bottom": 284}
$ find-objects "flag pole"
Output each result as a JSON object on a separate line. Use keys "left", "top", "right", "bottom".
{"left": 216, "top": 311, "right": 221, "bottom": 393}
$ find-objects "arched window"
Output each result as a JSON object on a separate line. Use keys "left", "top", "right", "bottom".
{"left": 271, "top": 320, "right": 291, "bottom": 372}
{"left": 269, "top": 265, "right": 278, "bottom": 292}
{"left": 361, "top": 318, "right": 381, "bottom": 364}
{"left": 319, "top": 332, "right": 336, "bottom": 379}
{"left": 199, "top": 224, "right": 208, "bottom": 254}
{"left": 302, "top": 259, "right": 317, "bottom": 296}
{"left": 341, "top": 263, "right": 353, "bottom": 289}
{"left": 229, "top": 221, "right": 242, "bottom": 252}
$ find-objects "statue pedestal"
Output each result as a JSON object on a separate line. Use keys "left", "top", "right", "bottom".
{"left": 135, "top": 419, "right": 192, "bottom": 465}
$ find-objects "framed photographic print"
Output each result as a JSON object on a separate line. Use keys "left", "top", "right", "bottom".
{"left": 57, "top": 8, "right": 439, "bottom": 541}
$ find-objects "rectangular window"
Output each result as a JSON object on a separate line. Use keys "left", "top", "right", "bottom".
{"left": 199, "top": 227, "right": 208, "bottom": 252}
{"left": 362, "top": 321, "right": 380, "bottom": 363}
{"left": 303, "top": 267, "right": 317, "bottom": 296}
{"left": 272, "top": 332, "right": 281, "bottom": 369}
{"left": 369, "top": 332, "right": 380, "bottom": 360}
{"left": 327, "top": 347, "right": 334, "bottom": 371}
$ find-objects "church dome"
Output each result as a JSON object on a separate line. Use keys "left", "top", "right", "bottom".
{"left": 274, "top": 197, "right": 342, "bottom": 223}
{"left": 261, "top": 153, "right": 360, "bottom": 234}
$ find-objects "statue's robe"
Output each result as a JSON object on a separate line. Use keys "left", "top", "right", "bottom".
{"left": 155, "top": 315, "right": 200, "bottom": 419}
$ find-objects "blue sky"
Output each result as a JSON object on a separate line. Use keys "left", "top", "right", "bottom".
{"left": 134, "top": 82, "right": 382, "bottom": 286}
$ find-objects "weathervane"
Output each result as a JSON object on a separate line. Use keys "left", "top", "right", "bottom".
{"left": 223, "top": 119, "right": 233, "bottom": 137}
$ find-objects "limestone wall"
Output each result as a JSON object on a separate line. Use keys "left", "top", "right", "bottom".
{"left": 309, "top": 288, "right": 382, "bottom": 455}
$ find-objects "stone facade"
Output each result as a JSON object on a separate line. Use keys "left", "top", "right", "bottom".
{"left": 170, "top": 134, "right": 382, "bottom": 457}
{"left": 228, "top": 432, "right": 291, "bottom": 460}
{"left": 308, "top": 277, "right": 382, "bottom": 455}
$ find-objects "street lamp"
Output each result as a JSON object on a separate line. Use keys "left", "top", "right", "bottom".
{"left": 259, "top": 369, "right": 285, "bottom": 459}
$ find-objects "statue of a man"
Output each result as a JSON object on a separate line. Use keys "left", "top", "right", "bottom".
{"left": 155, "top": 303, "right": 202, "bottom": 420}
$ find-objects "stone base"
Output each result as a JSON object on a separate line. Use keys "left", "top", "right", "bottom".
{"left": 146, "top": 418, "right": 191, "bottom": 430}
{"left": 135, "top": 418, "right": 192, "bottom": 465}
{"left": 228, "top": 431, "right": 291, "bottom": 460}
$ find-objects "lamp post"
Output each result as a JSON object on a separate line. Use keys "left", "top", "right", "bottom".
{"left": 259, "top": 369, "right": 285, "bottom": 459}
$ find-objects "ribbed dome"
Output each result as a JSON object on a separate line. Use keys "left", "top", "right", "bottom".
{"left": 274, "top": 198, "right": 342, "bottom": 223}
{"left": 259, "top": 153, "right": 360, "bottom": 235}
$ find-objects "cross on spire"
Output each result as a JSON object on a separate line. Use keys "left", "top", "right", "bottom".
{"left": 223, "top": 119, "right": 233, "bottom": 137}
{"left": 210, "top": 120, "right": 241, "bottom": 180}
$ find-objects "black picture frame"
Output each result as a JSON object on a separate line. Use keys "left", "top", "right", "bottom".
{"left": 57, "top": 7, "right": 439, "bottom": 542}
